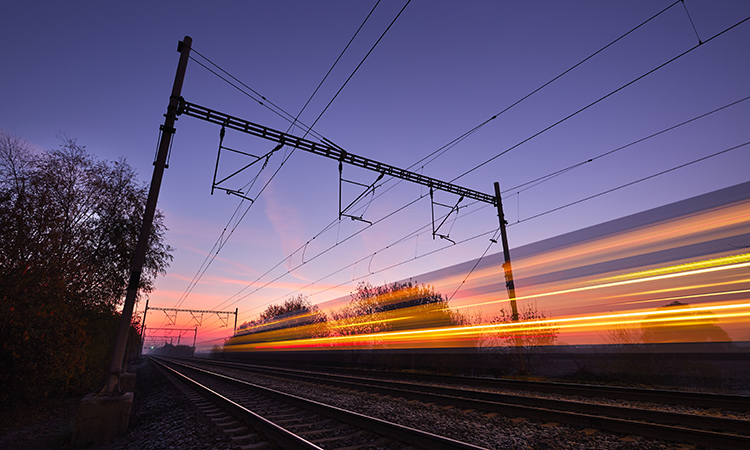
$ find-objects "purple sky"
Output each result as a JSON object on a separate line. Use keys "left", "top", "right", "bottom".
{"left": 2, "top": 1, "right": 749, "bottom": 349}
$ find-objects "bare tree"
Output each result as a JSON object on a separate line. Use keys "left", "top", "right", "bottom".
{"left": 330, "top": 281, "right": 456, "bottom": 337}
{"left": 479, "top": 302, "right": 559, "bottom": 375}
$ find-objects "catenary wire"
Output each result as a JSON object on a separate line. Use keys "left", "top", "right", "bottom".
{"left": 370, "top": 1, "right": 682, "bottom": 194}
{"left": 193, "top": 10, "right": 750, "bottom": 333}
{"left": 178, "top": 0, "right": 684, "bottom": 312}
{"left": 209, "top": 0, "right": 409, "bottom": 311}
{"left": 173, "top": 2, "right": 386, "bottom": 309}
{"left": 206, "top": 135, "right": 750, "bottom": 333}
{"left": 450, "top": 14, "right": 750, "bottom": 184}
{"left": 208, "top": 92, "right": 750, "bottom": 323}
{"left": 309, "top": 0, "right": 685, "bottom": 224}
{"left": 175, "top": 1, "right": 411, "bottom": 318}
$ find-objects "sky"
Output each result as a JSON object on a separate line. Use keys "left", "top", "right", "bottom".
{"left": 2, "top": 1, "right": 749, "bottom": 350}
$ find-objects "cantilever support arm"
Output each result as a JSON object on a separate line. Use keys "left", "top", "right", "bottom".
{"left": 177, "top": 100, "right": 497, "bottom": 206}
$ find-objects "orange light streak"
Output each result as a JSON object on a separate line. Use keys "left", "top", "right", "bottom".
{"left": 224, "top": 300, "right": 749, "bottom": 351}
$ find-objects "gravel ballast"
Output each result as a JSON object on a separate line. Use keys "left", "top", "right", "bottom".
{"left": 3, "top": 358, "right": 730, "bottom": 449}
{"left": 0, "top": 360, "right": 240, "bottom": 450}
{"left": 189, "top": 360, "right": 724, "bottom": 450}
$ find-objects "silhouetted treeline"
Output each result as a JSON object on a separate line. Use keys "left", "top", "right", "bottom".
{"left": 149, "top": 343, "right": 194, "bottom": 357}
{"left": 0, "top": 131, "right": 172, "bottom": 405}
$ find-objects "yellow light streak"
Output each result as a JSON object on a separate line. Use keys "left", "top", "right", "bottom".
{"left": 594, "top": 253, "right": 750, "bottom": 284}
{"left": 224, "top": 301, "right": 750, "bottom": 351}
{"left": 613, "top": 287, "right": 750, "bottom": 306}
{"left": 457, "top": 256, "right": 750, "bottom": 310}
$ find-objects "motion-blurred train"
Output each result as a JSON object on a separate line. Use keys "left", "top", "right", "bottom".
{"left": 221, "top": 182, "right": 750, "bottom": 388}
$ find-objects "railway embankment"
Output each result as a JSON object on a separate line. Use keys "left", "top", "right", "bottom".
{"left": 0, "top": 359, "right": 239, "bottom": 449}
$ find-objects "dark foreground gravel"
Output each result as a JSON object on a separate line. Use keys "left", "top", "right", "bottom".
{"left": 0, "top": 360, "right": 239, "bottom": 450}
{"left": 1, "top": 358, "right": 725, "bottom": 450}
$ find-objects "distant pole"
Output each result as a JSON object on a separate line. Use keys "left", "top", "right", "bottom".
{"left": 139, "top": 298, "right": 149, "bottom": 357}
{"left": 493, "top": 182, "right": 526, "bottom": 374}
{"left": 105, "top": 36, "right": 192, "bottom": 395}
{"left": 234, "top": 308, "right": 238, "bottom": 333}
{"left": 192, "top": 327, "right": 197, "bottom": 357}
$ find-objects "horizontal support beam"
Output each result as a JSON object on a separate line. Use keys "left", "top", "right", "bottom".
{"left": 178, "top": 100, "right": 497, "bottom": 206}
{"left": 148, "top": 306, "right": 235, "bottom": 315}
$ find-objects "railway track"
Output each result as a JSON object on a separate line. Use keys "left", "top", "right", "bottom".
{"left": 151, "top": 356, "right": 486, "bottom": 450}
{"left": 181, "top": 358, "right": 750, "bottom": 450}
{"left": 212, "top": 359, "right": 750, "bottom": 411}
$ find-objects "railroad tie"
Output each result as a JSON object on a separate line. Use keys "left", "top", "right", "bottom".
{"left": 217, "top": 420, "right": 242, "bottom": 428}
{"left": 231, "top": 433, "right": 259, "bottom": 442}
{"left": 239, "top": 442, "right": 271, "bottom": 450}
{"left": 309, "top": 430, "right": 368, "bottom": 445}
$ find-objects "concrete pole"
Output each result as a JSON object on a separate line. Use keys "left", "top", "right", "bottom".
{"left": 105, "top": 36, "right": 192, "bottom": 395}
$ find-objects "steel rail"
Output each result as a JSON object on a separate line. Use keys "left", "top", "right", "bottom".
{"left": 151, "top": 357, "right": 322, "bottom": 449}
{"left": 216, "top": 358, "right": 750, "bottom": 411}
{"left": 159, "top": 357, "right": 487, "bottom": 450}
{"left": 188, "top": 358, "right": 750, "bottom": 450}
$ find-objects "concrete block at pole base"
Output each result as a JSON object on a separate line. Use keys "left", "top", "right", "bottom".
{"left": 119, "top": 373, "right": 136, "bottom": 393}
{"left": 71, "top": 392, "right": 133, "bottom": 447}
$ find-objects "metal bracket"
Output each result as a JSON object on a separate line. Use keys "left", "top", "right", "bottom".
{"left": 162, "top": 310, "right": 177, "bottom": 326}
{"left": 430, "top": 186, "right": 464, "bottom": 244}
{"left": 338, "top": 160, "right": 383, "bottom": 225}
{"left": 216, "top": 312, "right": 230, "bottom": 328}
{"left": 188, "top": 311, "right": 204, "bottom": 327}
{"left": 211, "top": 124, "right": 282, "bottom": 200}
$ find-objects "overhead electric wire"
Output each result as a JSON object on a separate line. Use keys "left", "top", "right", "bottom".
{"left": 209, "top": 0, "right": 408, "bottom": 311}
{"left": 371, "top": 0, "right": 683, "bottom": 193}
{"left": 207, "top": 90, "right": 750, "bottom": 325}
{"left": 188, "top": 51, "right": 324, "bottom": 144}
{"left": 292, "top": 0, "right": 382, "bottom": 130}
{"left": 206, "top": 105, "right": 750, "bottom": 332}
{"left": 508, "top": 94, "right": 750, "bottom": 194}
{"left": 307, "top": 0, "right": 685, "bottom": 226}
{"left": 180, "top": 2, "right": 411, "bottom": 323}
{"left": 681, "top": 0, "right": 703, "bottom": 44}
{"left": 174, "top": 1, "right": 387, "bottom": 309}
{"left": 517, "top": 140, "right": 750, "bottom": 225}
{"left": 264, "top": 138, "right": 750, "bottom": 320}
{"left": 194, "top": 8, "right": 750, "bottom": 334}
{"left": 451, "top": 14, "right": 750, "bottom": 184}
{"left": 231, "top": 198, "right": 469, "bottom": 315}
{"left": 306, "top": 0, "right": 411, "bottom": 132}
{"left": 180, "top": 0, "right": 682, "bottom": 312}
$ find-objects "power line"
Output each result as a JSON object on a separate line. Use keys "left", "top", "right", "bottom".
{"left": 508, "top": 94, "right": 750, "bottom": 194}
{"left": 179, "top": 0, "right": 677, "bottom": 312}
{"left": 190, "top": 8, "right": 750, "bottom": 334}
{"left": 518, "top": 140, "right": 750, "bottom": 224}
{"left": 306, "top": 0, "right": 412, "bottom": 133}
{"left": 379, "top": 1, "right": 682, "bottom": 189}
{"left": 292, "top": 0, "right": 382, "bottom": 130}
{"left": 188, "top": 50, "right": 324, "bottom": 144}
{"left": 204, "top": 92, "right": 750, "bottom": 326}
{"left": 450, "top": 13, "right": 750, "bottom": 183}
{"left": 178, "top": 1, "right": 410, "bottom": 312}
{"left": 326, "top": 0, "right": 684, "bottom": 219}
{"left": 203, "top": 135, "right": 750, "bottom": 335}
